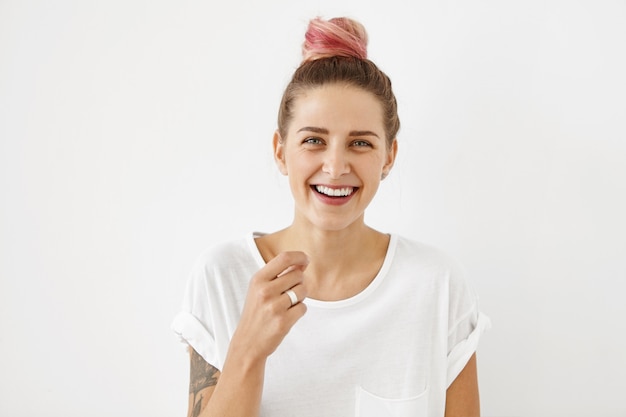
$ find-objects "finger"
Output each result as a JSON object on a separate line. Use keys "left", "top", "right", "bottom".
{"left": 276, "top": 264, "right": 300, "bottom": 278}
{"left": 259, "top": 251, "right": 309, "bottom": 282}
{"left": 283, "top": 283, "right": 307, "bottom": 309}
{"left": 271, "top": 267, "right": 306, "bottom": 294}
{"left": 284, "top": 288, "right": 299, "bottom": 307}
{"left": 284, "top": 299, "right": 307, "bottom": 323}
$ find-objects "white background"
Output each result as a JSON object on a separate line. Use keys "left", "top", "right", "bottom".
{"left": 1, "top": 1, "right": 625, "bottom": 416}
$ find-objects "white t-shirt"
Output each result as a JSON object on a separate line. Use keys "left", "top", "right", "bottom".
{"left": 172, "top": 233, "right": 490, "bottom": 417}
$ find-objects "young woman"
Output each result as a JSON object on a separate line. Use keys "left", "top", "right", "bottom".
{"left": 172, "top": 16, "right": 490, "bottom": 417}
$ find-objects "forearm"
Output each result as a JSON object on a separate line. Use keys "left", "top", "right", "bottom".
{"left": 199, "top": 346, "right": 267, "bottom": 417}
{"left": 444, "top": 353, "right": 480, "bottom": 417}
{"left": 190, "top": 251, "right": 309, "bottom": 417}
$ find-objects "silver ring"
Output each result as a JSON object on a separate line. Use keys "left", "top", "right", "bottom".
{"left": 285, "top": 289, "right": 298, "bottom": 306}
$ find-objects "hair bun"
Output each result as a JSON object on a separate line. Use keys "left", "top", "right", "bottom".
{"left": 302, "top": 17, "right": 368, "bottom": 63}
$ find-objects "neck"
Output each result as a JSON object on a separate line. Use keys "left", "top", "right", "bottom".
{"left": 266, "top": 215, "right": 389, "bottom": 300}
{"left": 290, "top": 219, "right": 367, "bottom": 257}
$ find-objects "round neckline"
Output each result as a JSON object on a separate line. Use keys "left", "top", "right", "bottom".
{"left": 246, "top": 232, "right": 398, "bottom": 309}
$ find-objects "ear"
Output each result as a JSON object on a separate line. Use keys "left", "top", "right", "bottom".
{"left": 273, "top": 131, "right": 288, "bottom": 176}
{"left": 381, "top": 139, "right": 398, "bottom": 179}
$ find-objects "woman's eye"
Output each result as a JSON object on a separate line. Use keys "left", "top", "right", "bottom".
{"left": 352, "top": 140, "right": 372, "bottom": 147}
{"left": 303, "top": 137, "right": 324, "bottom": 145}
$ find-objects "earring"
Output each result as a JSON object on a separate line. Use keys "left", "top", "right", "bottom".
{"left": 381, "top": 172, "right": 388, "bottom": 180}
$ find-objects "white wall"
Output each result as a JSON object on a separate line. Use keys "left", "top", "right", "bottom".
{"left": 1, "top": 1, "right": 625, "bottom": 416}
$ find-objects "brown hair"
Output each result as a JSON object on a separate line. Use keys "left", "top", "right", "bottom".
{"left": 277, "top": 17, "right": 400, "bottom": 148}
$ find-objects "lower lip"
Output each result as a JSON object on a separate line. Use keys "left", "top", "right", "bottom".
{"left": 311, "top": 186, "right": 357, "bottom": 206}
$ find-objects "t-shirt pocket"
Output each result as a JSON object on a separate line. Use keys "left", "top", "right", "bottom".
{"left": 355, "top": 385, "right": 429, "bottom": 417}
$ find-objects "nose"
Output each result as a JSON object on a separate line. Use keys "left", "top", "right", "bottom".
{"left": 322, "top": 145, "right": 350, "bottom": 179}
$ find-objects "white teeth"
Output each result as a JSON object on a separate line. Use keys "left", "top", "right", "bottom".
{"left": 315, "top": 185, "right": 354, "bottom": 197}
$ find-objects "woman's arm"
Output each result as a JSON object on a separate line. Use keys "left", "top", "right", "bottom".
{"left": 185, "top": 251, "right": 309, "bottom": 417}
{"left": 444, "top": 353, "right": 480, "bottom": 417}
{"left": 187, "top": 348, "right": 220, "bottom": 417}
{"left": 187, "top": 346, "right": 266, "bottom": 417}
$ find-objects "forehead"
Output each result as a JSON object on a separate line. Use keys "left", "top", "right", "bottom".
{"left": 289, "top": 84, "right": 385, "bottom": 135}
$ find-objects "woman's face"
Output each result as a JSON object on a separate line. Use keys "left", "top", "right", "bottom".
{"left": 274, "top": 83, "right": 397, "bottom": 232}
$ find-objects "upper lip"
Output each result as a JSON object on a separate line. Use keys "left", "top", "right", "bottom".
{"left": 312, "top": 184, "right": 358, "bottom": 189}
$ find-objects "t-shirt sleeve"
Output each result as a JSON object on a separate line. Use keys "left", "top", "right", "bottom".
{"left": 445, "top": 261, "right": 491, "bottom": 387}
{"left": 171, "top": 256, "right": 222, "bottom": 369}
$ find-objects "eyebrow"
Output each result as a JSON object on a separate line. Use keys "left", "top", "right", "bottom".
{"left": 297, "top": 126, "right": 380, "bottom": 138}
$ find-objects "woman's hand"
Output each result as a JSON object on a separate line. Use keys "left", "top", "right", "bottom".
{"left": 188, "top": 252, "right": 309, "bottom": 417}
{"left": 229, "top": 251, "right": 309, "bottom": 363}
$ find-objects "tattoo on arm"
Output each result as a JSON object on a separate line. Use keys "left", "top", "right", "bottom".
{"left": 189, "top": 348, "right": 220, "bottom": 417}
{"left": 191, "top": 394, "right": 203, "bottom": 417}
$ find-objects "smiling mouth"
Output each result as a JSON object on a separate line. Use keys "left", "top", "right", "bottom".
{"left": 312, "top": 185, "right": 357, "bottom": 197}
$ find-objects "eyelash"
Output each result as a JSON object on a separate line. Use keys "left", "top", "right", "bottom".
{"left": 303, "top": 137, "right": 324, "bottom": 145}
{"left": 302, "top": 138, "right": 372, "bottom": 148}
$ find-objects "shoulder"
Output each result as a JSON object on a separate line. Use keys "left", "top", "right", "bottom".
{"left": 391, "top": 234, "right": 479, "bottom": 311}
{"left": 393, "top": 235, "right": 463, "bottom": 272}
{"left": 390, "top": 235, "right": 471, "bottom": 290}
{"left": 188, "top": 235, "right": 260, "bottom": 284}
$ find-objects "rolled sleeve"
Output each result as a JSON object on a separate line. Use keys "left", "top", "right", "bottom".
{"left": 446, "top": 310, "right": 491, "bottom": 387}
{"left": 171, "top": 311, "right": 222, "bottom": 370}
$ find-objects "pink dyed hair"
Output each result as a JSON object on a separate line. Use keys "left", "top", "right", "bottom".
{"left": 302, "top": 17, "right": 368, "bottom": 62}
{"left": 278, "top": 17, "right": 400, "bottom": 147}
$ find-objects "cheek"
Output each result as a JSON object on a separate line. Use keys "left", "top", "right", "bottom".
{"left": 361, "top": 153, "right": 387, "bottom": 172}
{"left": 284, "top": 155, "right": 316, "bottom": 191}
{"left": 285, "top": 150, "right": 316, "bottom": 172}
